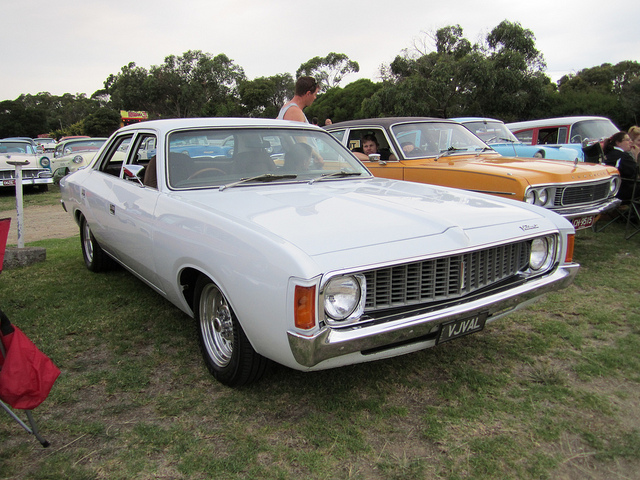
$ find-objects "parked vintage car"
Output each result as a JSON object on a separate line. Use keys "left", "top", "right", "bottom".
{"left": 34, "top": 137, "right": 57, "bottom": 153}
{"left": 325, "top": 118, "right": 621, "bottom": 231}
{"left": 452, "top": 117, "right": 578, "bottom": 161}
{"left": 60, "top": 118, "right": 579, "bottom": 386}
{"left": 506, "top": 116, "right": 620, "bottom": 162}
{"left": 51, "top": 137, "right": 107, "bottom": 181}
{"left": 0, "top": 139, "right": 53, "bottom": 189}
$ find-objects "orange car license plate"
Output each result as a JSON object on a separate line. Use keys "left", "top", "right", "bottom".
{"left": 571, "top": 215, "right": 595, "bottom": 230}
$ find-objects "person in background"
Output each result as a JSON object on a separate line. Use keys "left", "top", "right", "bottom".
{"left": 628, "top": 125, "right": 640, "bottom": 161}
{"left": 324, "top": 118, "right": 332, "bottom": 126}
{"left": 276, "top": 77, "right": 319, "bottom": 123}
{"left": 603, "top": 131, "right": 638, "bottom": 200}
{"left": 311, "top": 117, "right": 319, "bottom": 126}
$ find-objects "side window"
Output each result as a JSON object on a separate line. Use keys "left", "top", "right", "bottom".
{"left": 97, "top": 135, "right": 133, "bottom": 177}
{"left": 348, "top": 128, "right": 396, "bottom": 161}
{"left": 132, "top": 134, "right": 157, "bottom": 164}
{"left": 328, "top": 129, "right": 346, "bottom": 144}
{"left": 513, "top": 129, "right": 534, "bottom": 144}
{"left": 537, "top": 128, "right": 559, "bottom": 145}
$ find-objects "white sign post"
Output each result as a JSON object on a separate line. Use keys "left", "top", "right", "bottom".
{"left": 7, "top": 159, "right": 29, "bottom": 249}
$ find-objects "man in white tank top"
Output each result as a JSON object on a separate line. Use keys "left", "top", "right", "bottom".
{"left": 277, "top": 77, "right": 319, "bottom": 123}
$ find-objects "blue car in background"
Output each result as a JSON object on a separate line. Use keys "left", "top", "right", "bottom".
{"left": 453, "top": 118, "right": 579, "bottom": 161}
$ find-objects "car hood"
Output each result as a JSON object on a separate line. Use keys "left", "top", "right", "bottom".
{"left": 0, "top": 152, "right": 38, "bottom": 169}
{"left": 182, "top": 178, "right": 563, "bottom": 258}
{"left": 415, "top": 154, "right": 614, "bottom": 184}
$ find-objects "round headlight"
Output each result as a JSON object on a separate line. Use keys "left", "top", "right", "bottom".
{"left": 530, "top": 237, "right": 554, "bottom": 271}
{"left": 537, "top": 188, "right": 549, "bottom": 205}
{"left": 525, "top": 189, "right": 536, "bottom": 204}
{"left": 72, "top": 155, "right": 83, "bottom": 164}
{"left": 610, "top": 177, "right": 620, "bottom": 195}
{"left": 40, "top": 157, "right": 50, "bottom": 168}
{"left": 324, "top": 276, "right": 362, "bottom": 321}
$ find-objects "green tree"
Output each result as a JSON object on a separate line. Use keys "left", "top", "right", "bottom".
{"left": 362, "top": 21, "right": 553, "bottom": 121}
{"left": 83, "top": 109, "right": 122, "bottom": 137}
{"left": 556, "top": 61, "right": 640, "bottom": 128}
{"left": 296, "top": 53, "right": 359, "bottom": 90}
{"left": 238, "top": 74, "right": 294, "bottom": 118}
{"left": 306, "top": 79, "right": 382, "bottom": 123}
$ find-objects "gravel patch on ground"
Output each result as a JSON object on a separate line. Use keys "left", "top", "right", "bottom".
{"left": 0, "top": 204, "right": 78, "bottom": 244}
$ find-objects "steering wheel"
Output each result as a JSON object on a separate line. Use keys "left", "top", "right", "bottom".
{"left": 187, "top": 167, "right": 226, "bottom": 180}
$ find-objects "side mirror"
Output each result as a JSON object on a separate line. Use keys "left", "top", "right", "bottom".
{"left": 123, "top": 164, "right": 145, "bottom": 186}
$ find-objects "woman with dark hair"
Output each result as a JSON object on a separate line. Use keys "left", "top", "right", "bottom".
{"left": 604, "top": 131, "right": 638, "bottom": 200}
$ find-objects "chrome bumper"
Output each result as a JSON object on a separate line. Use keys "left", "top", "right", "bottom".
{"left": 553, "top": 197, "right": 621, "bottom": 220}
{"left": 287, "top": 263, "right": 579, "bottom": 368}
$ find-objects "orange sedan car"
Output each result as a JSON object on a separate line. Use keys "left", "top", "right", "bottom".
{"left": 326, "top": 117, "right": 621, "bottom": 231}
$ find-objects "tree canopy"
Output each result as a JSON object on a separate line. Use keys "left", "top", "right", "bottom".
{"left": 1, "top": 22, "right": 638, "bottom": 139}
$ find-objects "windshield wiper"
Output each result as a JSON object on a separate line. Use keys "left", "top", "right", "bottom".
{"left": 219, "top": 173, "right": 297, "bottom": 191}
{"left": 435, "top": 146, "right": 467, "bottom": 161}
{"left": 308, "top": 170, "right": 362, "bottom": 184}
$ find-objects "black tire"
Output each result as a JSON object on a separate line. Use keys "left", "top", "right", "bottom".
{"left": 79, "top": 215, "right": 113, "bottom": 272}
{"left": 194, "top": 275, "right": 268, "bottom": 386}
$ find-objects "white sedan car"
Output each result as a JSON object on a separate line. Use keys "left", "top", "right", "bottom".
{"left": 60, "top": 118, "right": 579, "bottom": 386}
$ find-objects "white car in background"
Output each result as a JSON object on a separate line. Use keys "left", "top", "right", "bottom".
{"left": 60, "top": 118, "right": 579, "bottom": 386}
{"left": 0, "top": 138, "right": 53, "bottom": 190}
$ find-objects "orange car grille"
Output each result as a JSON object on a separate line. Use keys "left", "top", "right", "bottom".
{"left": 363, "top": 241, "right": 530, "bottom": 311}
{"left": 554, "top": 180, "right": 611, "bottom": 207}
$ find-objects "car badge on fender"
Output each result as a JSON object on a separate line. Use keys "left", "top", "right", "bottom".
{"left": 519, "top": 224, "right": 539, "bottom": 231}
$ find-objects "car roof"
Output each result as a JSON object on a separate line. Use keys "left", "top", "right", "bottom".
{"left": 325, "top": 117, "right": 455, "bottom": 129}
{"left": 117, "top": 117, "right": 324, "bottom": 134}
{"left": 506, "top": 116, "right": 611, "bottom": 129}
{"left": 451, "top": 117, "right": 503, "bottom": 124}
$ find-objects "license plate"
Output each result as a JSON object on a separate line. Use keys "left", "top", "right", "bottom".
{"left": 437, "top": 312, "right": 488, "bottom": 344}
{"left": 571, "top": 215, "right": 595, "bottom": 230}
{"left": 2, "top": 179, "right": 16, "bottom": 186}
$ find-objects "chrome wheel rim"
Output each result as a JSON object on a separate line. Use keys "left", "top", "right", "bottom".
{"left": 199, "top": 283, "right": 234, "bottom": 368}
{"left": 82, "top": 221, "right": 94, "bottom": 263}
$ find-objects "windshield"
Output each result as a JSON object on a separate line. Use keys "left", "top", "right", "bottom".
{"left": 391, "top": 122, "right": 492, "bottom": 158}
{"left": 166, "top": 127, "right": 370, "bottom": 189}
{"left": 0, "top": 141, "right": 36, "bottom": 155}
{"left": 462, "top": 121, "right": 519, "bottom": 144}
{"left": 56, "top": 139, "right": 106, "bottom": 157}
{"left": 570, "top": 119, "right": 619, "bottom": 144}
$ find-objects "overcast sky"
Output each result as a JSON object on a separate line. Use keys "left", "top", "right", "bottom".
{"left": 1, "top": 0, "right": 638, "bottom": 102}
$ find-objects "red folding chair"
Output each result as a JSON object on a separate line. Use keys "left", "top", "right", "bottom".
{"left": 1, "top": 218, "right": 60, "bottom": 447}
{"left": 0, "top": 217, "right": 9, "bottom": 270}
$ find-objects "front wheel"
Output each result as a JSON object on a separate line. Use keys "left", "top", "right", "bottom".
{"left": 80, "top": 215, "right": 113, "bottom": 272}
{"left": 194, "top": 276, "right": 268, "bottom": 386}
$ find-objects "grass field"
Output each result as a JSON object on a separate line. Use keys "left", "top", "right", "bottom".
{"left": 1, "top": 207, "right": 639, "bottom": 479}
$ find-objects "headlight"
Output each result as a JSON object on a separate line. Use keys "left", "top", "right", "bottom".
{"left": 72, "top": 155, "right": 83, "bottom": 164}
{"left": 40, "top": 157, "right": 50, "bottom": 168}
{"left": 525, "top": 187, "right": 550, "bottom": 206}
{"left": 324, "top": 275, "right": 365, "bottom": 321}
{"left": 537, "top": 188, "right": 549, "bottom": 205}
{"left": 610, "top": 177, "right": 620, "bottom": 196}
{"left": 529, "top": 236, "right": 556, "bottom": 271}
{"left": 525, "top": 189, "right": 536, "bottom": 204}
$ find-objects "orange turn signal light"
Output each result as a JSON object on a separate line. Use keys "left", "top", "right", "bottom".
{"left": 294, "top": 285, "right": 316, "bottom": 330}
{"left": 565, "top": 234, "right": 575, "bottom": 263}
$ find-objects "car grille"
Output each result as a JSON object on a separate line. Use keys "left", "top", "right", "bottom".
{"left": 553, "top": 180, "right": 611, "bottom": 207}
{"left": 0, "top": 169, "right": 50, "bottom": 181}
{"left": 363, "top": 241, "right": 530, "bottom": 312}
